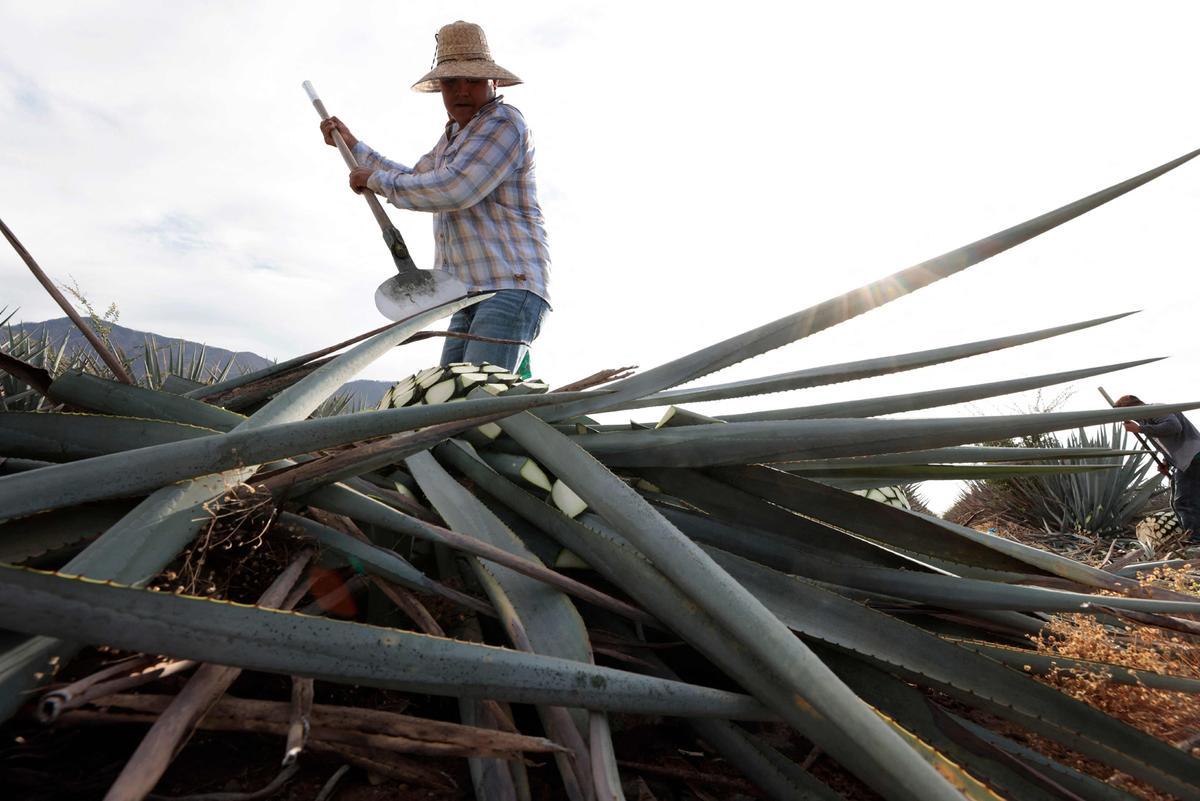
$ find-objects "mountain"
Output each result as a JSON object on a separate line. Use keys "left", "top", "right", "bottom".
{"left": 6, "top": 317, "right": 394, "bottom": 409}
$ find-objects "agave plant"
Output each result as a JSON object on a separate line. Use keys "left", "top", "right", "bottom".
{"left": 0, "top": 310, "right": 76, "bottom": 412}
{"left": 972, "top": 423, "right": 1164, "bottom": 538}
{"left": 1, "top": 146, "right": 1199, "bottom": 801}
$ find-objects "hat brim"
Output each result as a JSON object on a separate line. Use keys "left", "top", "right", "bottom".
{"left": 412, "top": 59, "right": 523, "bottom": 93}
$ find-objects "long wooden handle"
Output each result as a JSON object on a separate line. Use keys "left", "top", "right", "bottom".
{"left": 303, "top": 80, "right": 394, "bottom": 235}
{"left": 0, "top": 217, "right": 137, "bottom": 385}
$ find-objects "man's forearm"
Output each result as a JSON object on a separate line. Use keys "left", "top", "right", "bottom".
{"left": 352, "top": 142, "right": 413, "bottom": 174}
{"left": 1139, "top": 416, "right": 1182, "bottom": 437}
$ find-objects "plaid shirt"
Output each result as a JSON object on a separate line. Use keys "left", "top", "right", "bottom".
{"left": 355, "top": 98, "right": 551, "bottom": 304}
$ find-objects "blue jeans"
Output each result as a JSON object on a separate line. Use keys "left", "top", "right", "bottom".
{"left": 440, "top": 289, "right": 549, "bottom": 372}
{"left": 1173, "top": 454, "right": 1200, "bottom": 538}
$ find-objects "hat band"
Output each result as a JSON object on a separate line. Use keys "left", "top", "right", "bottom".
{"left": 438, "top": 54, "right": 492, "bottom": 65}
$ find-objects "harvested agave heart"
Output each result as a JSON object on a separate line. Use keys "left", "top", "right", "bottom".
{"left": 378, "top": 362, "right": 548, "bottom": 409}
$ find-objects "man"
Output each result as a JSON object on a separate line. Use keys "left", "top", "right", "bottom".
{"left": 320, "top": 20, "right": 550, "bottom": 373}
{"left": 1115, "top": 394, "right": 1200, "bottom": 540}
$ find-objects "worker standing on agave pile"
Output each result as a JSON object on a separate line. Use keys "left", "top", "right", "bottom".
{"left": 1115, "top": 394, "right": 1200, "bottom": 542}
{"left": 320, "top": 20, "right": 550, "bottom": 375}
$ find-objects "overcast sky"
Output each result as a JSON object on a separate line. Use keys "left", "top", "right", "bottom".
{"left": 3, "top": 1, "right": 1199, "bottom": 511}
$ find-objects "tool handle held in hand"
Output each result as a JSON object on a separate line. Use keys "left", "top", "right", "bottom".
{"left": 302, "top": 80, "right": 395, "bottom": 237}
{"left": 1098, "top": 385, "right": 1172, "bottom": 471}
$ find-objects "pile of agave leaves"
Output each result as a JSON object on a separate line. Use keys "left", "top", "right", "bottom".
{"left": 3, "top": 145, "right": 1200, "bottom": 801}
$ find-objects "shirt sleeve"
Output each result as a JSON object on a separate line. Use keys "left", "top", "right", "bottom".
{"left": 1139, "top": 415, "right": 1182, "bottom": 437}
{"left": 367, "top": 115, "right": 522, "bottom": 212}
{"left": 352, "top": 141, "right": 415, "bottom": 174}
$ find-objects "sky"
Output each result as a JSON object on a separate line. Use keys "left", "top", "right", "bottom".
{"left": 3, "top": 1, "right": 1199, "bottom": 512}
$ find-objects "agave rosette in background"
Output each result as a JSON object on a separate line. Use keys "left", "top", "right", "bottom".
{"left": 0, "top": 146, "right": 1199, "bottom": 800}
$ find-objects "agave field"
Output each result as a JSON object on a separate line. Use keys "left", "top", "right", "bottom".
{"left": 2, "top": 146, "right": 1200, "bottom": 801}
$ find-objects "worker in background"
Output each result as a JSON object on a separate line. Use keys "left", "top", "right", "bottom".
{"left": 1115, "top": 394, "right": 1200, "bottom": 542}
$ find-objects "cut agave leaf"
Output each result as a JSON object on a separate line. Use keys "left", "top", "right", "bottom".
{"left": 656, "top": 406, "right": 722, "bottom": 429}
{"left": 705, "top": 464, "right": 1160, "bottom": 592}
{"left": 480, "top": 452, "right": 553, "bottom": 493}
{"left": 0, "top": 564, "right": 770, "bottom": 719}
{"left": 460, "top": 421, "right": 503, "bottom": 447}
{"left": 722, "top": 357, "right": 1162, "bottom": 422}
{"left": 946, "top": 710, "right": 1150, "bottom": 801}
{"left": 382, "top": 385, "right": 416, "bottom": 409}
{"left": 504, "top": 380, "right": 548, "bottom": 396}
{"left": 423, "top": 378, "right": 457, "bottom": 405}
{"left": 48, "top": 371, "right": 245, "bottom": 431}
{"left": 542, "top": 147, "right": 1200, "bottom": 422}
{"left": 706, "top": 547, "right": 1200, "bottom": 799}
{"left": 774, "top": 446, "right": 1142, "bottom": 469}
{"left": 550, "top": 480, "right": 588, "bottom": 518}
{"left": 618, "top": 315, "right": 1139, "bottom": 414}
{"left": 554, "top": 550, "right": 590, "bottom": 570}
{"left": 405, "top": 450, "right": 598, "bottom": 795}
{"left": 566, "top": 403, "right": 1200, "bottom": 468}
{"left": 417, "top": 366, "right": 448, "bottom": 388}
{"left": 0, "top": 458, "right": 51, "bottom": 475}
{"left": 0, "top": 392, "right": 585, "bottom": 521}
{"left": 814, "top": 647, "right": 1135, "bottom": 801}
{"left": 492, "top": 411, "right": 976, "bottom": 801}
{"left": 0, "top": 411, "right": 218, "bottom": 462}
{"left": 639, "top": 467, "right": 1032, "bottom": 576}
{"left": 456, "top": 373, "right": 489, "bottom": 393}
{"left": 389, "top": 478, "right": 418, "bottom": 501}
{"left": 807, "top": 462, "right": 1117, "bottom": 490}
{"left": 0, "top": 297, "right": 484, "bottom": 723}
{"left": 0, "top": 501, "right": 135, "bottom": 565}
{"left": 159, "top": 374, "right": 204, "bottom": 394}
{"left": 436, "top": 439, "right": 970, "bottom": 801}
{"left": 951, "top": 639, "right": 1200, "bottom": 694}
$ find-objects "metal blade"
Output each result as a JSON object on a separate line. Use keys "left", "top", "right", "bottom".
{"left": 374, "top": 271, "right": 470, "bottom": 320}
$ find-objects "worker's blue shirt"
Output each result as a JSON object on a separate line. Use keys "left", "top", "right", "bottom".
{"left": 1138, "top": 411, "right": 1200, "bottom": 469}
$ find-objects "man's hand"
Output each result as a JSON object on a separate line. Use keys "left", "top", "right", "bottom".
{"left": 1123, "top": 421, "right": 1142, "bottom": 434}
{"left": 320, "top": 116, "right": 358, "bottom": 150}
{"left": 348, "top": 167, "right": 374, "bottom": 194}
{"left": 1160, "top": 463, "right": 1172, "bottom": 476}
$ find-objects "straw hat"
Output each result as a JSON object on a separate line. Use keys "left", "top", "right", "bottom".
{"left": 412, "top": 21, "right": 522, "bottom": 93}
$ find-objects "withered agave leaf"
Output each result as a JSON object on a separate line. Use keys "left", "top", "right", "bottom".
{"left": 543, "top": 147, "right": 1200, "bottom": 421}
